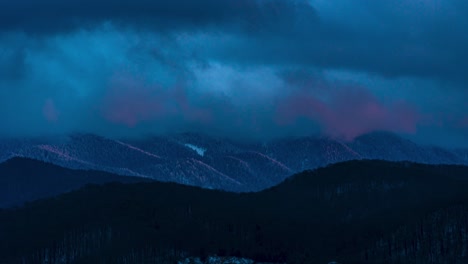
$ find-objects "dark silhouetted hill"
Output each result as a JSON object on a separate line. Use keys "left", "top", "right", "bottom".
{"left": 0, "top": 157, "right": 152, "bottom": 208}
{"left": 1, "top": 160, "right": 468, "bottom": 263}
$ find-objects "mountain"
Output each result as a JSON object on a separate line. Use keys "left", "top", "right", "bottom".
{"left": 1, "top": 132, "right": 468, "bottom": 192}
{"left": 1, "top": 160, "right": 468, "bottom": 263}
{"left": 0, "top": 157, "right": 151, "bottom": 208}
{"left": 350, "top": 132, "right": 463, "bottom": 164}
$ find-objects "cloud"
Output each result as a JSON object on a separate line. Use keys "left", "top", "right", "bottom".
{"left": 0, "top": 46, "right": 25, "bottom": 81}
{"left": 101, "top": 73, "right": 169, "bottom": 127}
{"left": 461, "top": 117, "right": 468, "bottom": 128}
{"left": 275, "top": 85, "right": 420, "bottom": 140}
{"left": 0, "top": 0, "right": 316, "bottom": 35}
{"left": 0, "top": 0, "right": 467, "bottom": 147}
{"left": 42, "top": 98, "right": 59, "bottom": 123}
{"left": 101, "top": 72, "right": 212, "bottom": 128}
{"left": 1, "top": 0, "right": 467, "bottom": 82}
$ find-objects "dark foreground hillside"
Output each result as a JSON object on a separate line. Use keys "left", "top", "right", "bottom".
{"left": 1, "top": 160, "right": 468, "bottom": 263}
{"left": 0, "top": 158, "right": 152, "bottom": 208}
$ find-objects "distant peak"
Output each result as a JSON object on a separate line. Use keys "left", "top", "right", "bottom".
{"left": 354, "top": 131, "right": 402, "bottom": 141}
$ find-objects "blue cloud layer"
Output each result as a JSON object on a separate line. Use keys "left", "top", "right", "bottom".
{"left": 0, "top": 0, "right": 467, "bottom": 147}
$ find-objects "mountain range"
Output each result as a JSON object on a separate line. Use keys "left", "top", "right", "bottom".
{"left": 1, "top": 132, "right": 467, "bottom": 193}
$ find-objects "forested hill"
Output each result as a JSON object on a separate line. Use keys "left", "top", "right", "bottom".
{"left": 0, "top": 157, "right": 152, "bottom": 208}
{"left": 1, "top": 160, "right": 468, "bottom": 263}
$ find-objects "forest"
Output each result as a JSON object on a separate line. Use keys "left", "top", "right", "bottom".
{"left": 1, "top": 160, "right": 468, "bottom": 263}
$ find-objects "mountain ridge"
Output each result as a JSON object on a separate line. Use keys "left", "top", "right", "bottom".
{"left": 1, "top": 131, "right": 468, "bottom": 192}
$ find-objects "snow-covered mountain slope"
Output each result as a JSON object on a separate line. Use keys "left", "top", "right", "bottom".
{"left": 1, "top": 132, "right": 468, "bottom": 192}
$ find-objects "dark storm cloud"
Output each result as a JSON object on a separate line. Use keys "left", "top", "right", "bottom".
{"left": 202, "top": 0, "right": 468, "bottom": 83}
{"left": 0, "top": 0, "right": 316, "bottom": 34}
{"left": 0, "top": 45, "right": 26, "bottom": 81}
{"left": 1, "top": 0, "right": 467, "bottom": 81}
{"left": 0, "top": 0, "right": 467, "bottom": 147}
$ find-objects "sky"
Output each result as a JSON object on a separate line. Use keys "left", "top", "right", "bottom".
{"left": 0, "top": 0, "right": 467, "bottom": 147}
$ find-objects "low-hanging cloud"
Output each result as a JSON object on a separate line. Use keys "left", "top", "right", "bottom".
{"left": 0, "top": 0, "right": 467, "bottom": 147}
{"left": 0, "top": 25, "right": 425, "bottom": 141}
{"left": 276, "top": 85, "right": 420, "bottom": 140}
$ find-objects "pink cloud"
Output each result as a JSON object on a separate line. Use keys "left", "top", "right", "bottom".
{"left": 42, "top": 98, "right": 59, "bottom": 123}
{"left": 460, "top": 117, "right": 468, "bottom": 127}
{"left": 101, "top": 72, "right": 212, "bottom": 127}
{"left": 101, "top": 73, "right": 170, "bottom": 127}
{"left": 276, "top": 86, "right": 420, "bottom": 140}
{"left": 173, "top": 84, "right": 213, "bottom": 123}
{"left": 101, "top": 71, "right": 422, "bottom": 138}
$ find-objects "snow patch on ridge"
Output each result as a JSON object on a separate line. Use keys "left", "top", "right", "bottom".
{"left": 184, "top": 144, "right": 206, "bottom": 156}
{"left": 114, "top": 140, "right": 162, "bottom": 159}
